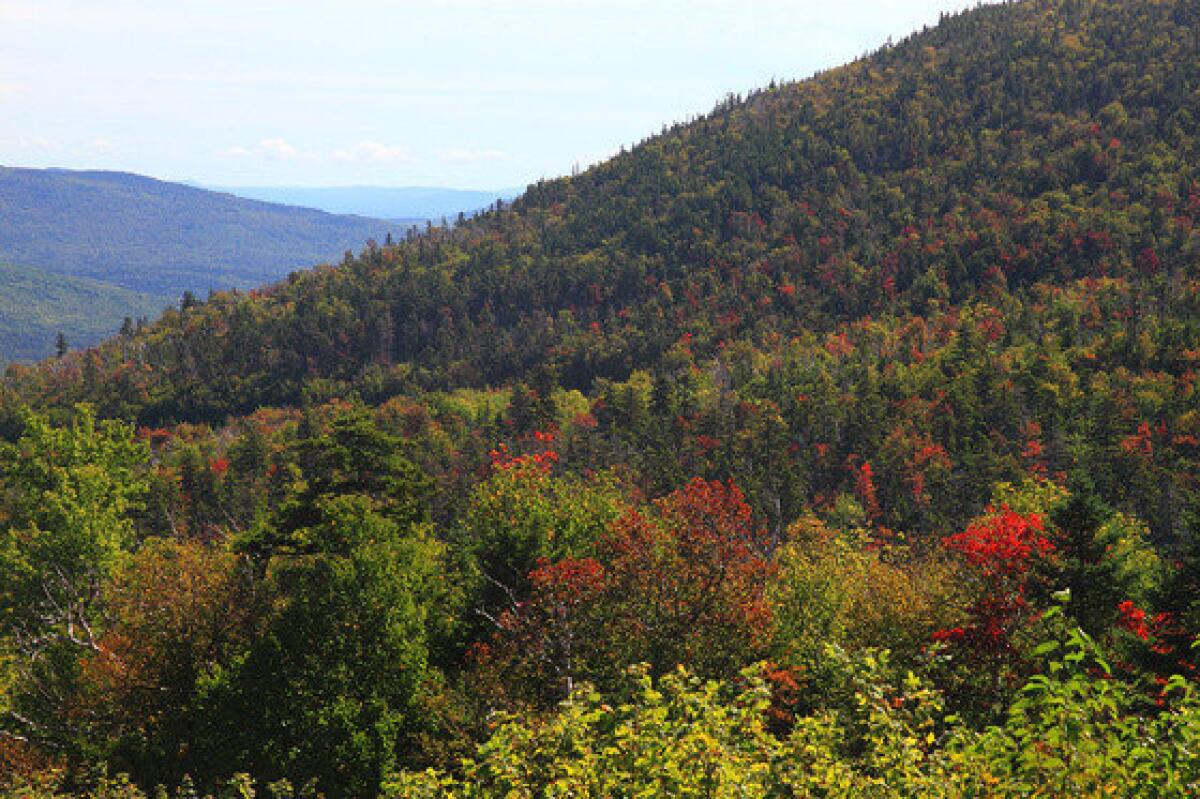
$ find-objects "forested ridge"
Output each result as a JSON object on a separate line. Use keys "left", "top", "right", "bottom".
{"left": 6, "top": 0, "right": 1200, "bottom": 796}
{"left": 0, "top": 167, "right": 406, "bottom": 362}
{"left": 0, "top": 167, "right": 396, "bottom": 298}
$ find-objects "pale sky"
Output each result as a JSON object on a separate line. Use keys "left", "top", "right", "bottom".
{"left": 0, "top": 1, "right": 991, "bottom": 190}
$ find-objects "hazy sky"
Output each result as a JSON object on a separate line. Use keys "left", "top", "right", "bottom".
{"left": 1, "top": 1, "right": 989, "bottom": 189}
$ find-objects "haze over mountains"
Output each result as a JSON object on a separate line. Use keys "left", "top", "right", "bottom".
{"left": 210, "top": 185, "right": 520, "bottom": 222}
{"left": 0, "top": 167, "right": 504, "bottom": 363}
{"left": 0, "top": 167, "right": 395, "bottom": 298}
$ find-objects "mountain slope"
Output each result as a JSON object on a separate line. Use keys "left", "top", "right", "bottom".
{"left": 0, "top": 261, "right": 164, "bottom": 364}
{"left": 0, "top": 167, "right": 396, "bottom": 297}
{"left": 8, "top": 0, "right": 1200, "bottom": 541}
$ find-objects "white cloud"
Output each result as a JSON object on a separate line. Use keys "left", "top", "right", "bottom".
{"left": 88, "top": 137, "right": 114, "bottom": 151}
{"left": 23, "top": 135, "right": 58, "bottom": 150}
{"left": 441, "top": 147, "right": 510, "bottom": 163}
{"left": 260, "top": 137, "right": 307, "bottom": 159}
{"left": 331, "top": 140, "right": 414, "bottom": 164}
{"left": 219, "top": 137, "right": 414, "bottom": 165}
{"left": 220, "top": 137, "right": 315, "bottom": 160}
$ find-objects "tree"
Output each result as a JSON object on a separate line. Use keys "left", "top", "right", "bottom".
{"left": 72, "top": 539, "right": 263, "bottom": 788}
{"left": 1047, "top": 475, "right": 1162, "bottom": 639}
{"left": 241, "top": 407, "right": 430, "bottom": 566}
{"left": 477, "top": 479, "right": 774, "bottom": 703}
{"left": 0, "top": 406, "right": 148, "bottom": 756}
{"left": 462, "top": 449, "right": 626, "bottom": 641}
{"left": 208, "top": 409, "right": 442, "bottom": 797}
{"left": 932, "top": 506, "right": 1056, "bottom": 716}
{"left": 212, "top": 497, "right": 442, "bottom": 798}
{"left": 769, "top": 513, "right": 959, "bottom": 670}
{"left": 598, "top": 479, "right": 774, "bottom": 678}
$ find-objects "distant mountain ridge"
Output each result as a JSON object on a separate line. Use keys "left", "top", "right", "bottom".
{"left": 0, "top": 166, "right": 418, "bottom": 361}
{"left": 0, "top": 166, "right": 397, "bottom": 298}
{"left": 210, "top": 185, "right": 522, "bottom": 222}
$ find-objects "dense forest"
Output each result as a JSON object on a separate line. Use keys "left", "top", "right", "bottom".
{"left": 6, "top": 0, "right": 1200, "bottom": 795}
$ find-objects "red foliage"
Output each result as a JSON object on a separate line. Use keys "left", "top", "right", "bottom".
{"left": 1120, "top": 422, "right": 1154, "bottom": 457}
{"left": 477, "top": 479, "right": 774, "bottom": 699}
{"left": 977, "top": 314, "right": 1005, "bottom": 342}
{"left": 572, "top": 412, "right": 599, "bottom": 430}
{"left": 936, "top": 508, "right": 1053, "bottom": 652}
{"left": 138, "top": 426, "right": 174, "bottom": 443}
{"left": 825, "top": 331, "right": 854, "bottom": 357}
{"left": 1021, "top": 420, "right": 1046, "bottom": 474}
{"left": 1116, "top": 600, "right": 1149, "bottom": 641}
{"left": 943, "top": 508, "right": 1052, "bottom": 578}
{"left": 489, "top": 441, "right": 559, "bottom": 473}
{"left": 905, "top": 439, "right": 951, "bottom": 504}
{"left": 854, "top": 460, "right": 881, "bottom": 521}
{"left": 762, "top": 662, "right": 804, "bottom": 731}
{"left": 508, "top": 557, "right": 607, "bottom": 640}
{"left": 1137, "top": 247, "right": 1161, "bottom": 274}
{"left": 932, "top": 626, "right": 965, "bottom": 643}
{"left": 599, "top": 479, "right": 774, "bottom": 670}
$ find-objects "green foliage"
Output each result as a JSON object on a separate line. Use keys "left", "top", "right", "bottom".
{"left": 946, "top": 623, "right": 1200, "bottom": 797}
{"left": 0, "top": 406, "right": 149, "bottom": 752}
{"left": 181, "top": 412, "right": 445, "bottom": 798}
{"left": 73, "top": 539, "right": 264, "bottom": 789}
{"left": 461, "top": 459, "right": 628, "bottom": 634}
{"left": 243, "top": 407, "right": 431, "bottom": 563}
{"left": 393, "top": 631, "right": 1200, "bottom": 798}
{"left": 1048, "top": 476, "right": 1164, "bottom": 636}
{"left": 208, "top": 495, "right": 442, "bottom": 798}
{"left": 0, "top": 406, "right": 148, "bottom": 598}
{"left": 387, "top": 664, "right": 790, "bottom": 798}
{"left": 769, "top": 514, "right": 960, "bottom": 668}
{"left": 0, "top": 263, "right": 164, "bottom": 365}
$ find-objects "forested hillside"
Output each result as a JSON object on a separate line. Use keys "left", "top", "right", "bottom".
{"left": 0, "top": 167, "right": 396, "bottom": 297}
{"left": 12, "top": 0, "right": 1200, "bottom": 540}
{"left": 6, "top": 0, "right": 1200, "bottom": 796}
{"left": 0, "top": 262, "right": 163, "bottom": 364}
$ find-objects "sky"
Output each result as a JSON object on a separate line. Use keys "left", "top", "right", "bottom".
{"left": 1, "top": 1, "right": 992, "bottom": 190}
